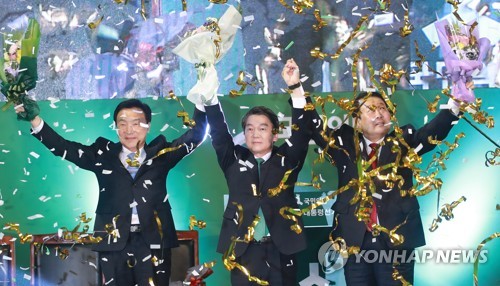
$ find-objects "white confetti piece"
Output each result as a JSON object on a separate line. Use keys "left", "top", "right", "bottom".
{"left": 186, "top": 173, "right": 196, "bottom": 178}
{"left": 103, "top": 113, "right": 111, "bottom": 119}
{"left": 28, "top": 214, "right": 44, "bottom": 220}
{"left": 203, "top": 198, "right": 210, "bottom": 203}
{"left": 160, "top": 123, "right": 169, "bottom": 132}
{"left": 29, "top": 152, "right": 40, "bottom": 159}
{"left": 243, "top": 14, "right": 255, "bottom": 22}
{"left": 415, "top": 143, "right": 423, "bottom": 153}
{"left": 274, "top": 28, "right": 284, "bottom": 35}
{"left": 102, "top": 170, "right": 113, "bottom": 175}
{"left": 311, "top": 81, "right": 321, "bottom": 87}
{"left": 224, "top": 73, "right": 233, "bottom": 81}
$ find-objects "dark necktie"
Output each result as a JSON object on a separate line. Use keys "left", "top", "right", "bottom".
{"left": 367, "top": 143, "right": 379, "bottom": 231}
{"left": 254, "top": 158, "right": 268, "bottom": 241}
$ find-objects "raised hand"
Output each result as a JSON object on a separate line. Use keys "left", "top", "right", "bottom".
{"left": 281, "top": 58, "right": 300, "bottom": 87}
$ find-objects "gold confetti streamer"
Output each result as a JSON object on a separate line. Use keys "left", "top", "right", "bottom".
{"left": 427, "top": 94, "right": 441, "bottom": 113}
{"left": 351, "top": 44, "right": 370, "bottom": 96}
{"left": 399, "top": 5, "right": 413, "bottom": 37}
{"left": 439, "top": 196, "right": 466, "bottom": 220}
{"left": 485, "top": 148, "right": 500, "bottom": 167}
{"left": 222, "top": 204, "right": 269, "bottom": 285}
{"left": 181, "top": 0, "right": 187, "bottom": 11}
{"left": 87, "top": 16, "right": 103, "bottom": 30}
{"left": 392, "top": 263, "right": 413, "bottom": 286}
{"left": 310, "top": 16, "right": 369, "bottom": 60}
{"left": 430, "top": 196, "right": 467, "bottom": 232}
{"left": 3, "top": 223, "right": 33, "bottom": 243}
{"left": 268, "top": 167, "right": 296, "bottom": 197}
{"left": 379, "top": 63, "right": 406, "bottom": 93}
{"left": 412, "top": 40, "right": 442, "bottom": 76}
{"left": 140, "top": 0, "right": 147, "bottom": 20}
{"left": 229, "top": 71, "right": 262, "bottom": 97}
{"left": 375, "top": 0, "right": 391, "bottom": 11}
{"left": 154, "top": 210, "right": 163, "bottom": 239}
{"left": 277, "top": 0, "right": 314, "bottom": 14}
{"left": 310, "top": 46, "right": 328, "bottom": 60}
{"left": 329, "top": 236, "right": 360, "bottom": 259}
{"left": 204, "top": 260, "right": 217, "bottom": 268}
{"left": 229, "top": 71, "right": 249, "bottom": 97}
{"left": 126, "top": 142, "right": 141, "bottom": 167}
{"left": 446, "top": 0, "right": 467, "bottom": 25}
{"left": 371, "top": 218, "right": 407, "bottom": 246}
{"left": 473, "top": 232, "right": 499, "bottom": 286}
{"left": 333, "top": 16, "right": 369, "bottom": 59}
{"left": 168, "top": 90, "right": 196, "bottom": 127}
{"left": 312, "top": 9, "right": 327, "bottom": 31}
{"left": 209, "top": 0, "right": 228, "bottom": 3}
{"left": 189, "top": 215, "right": 207, "bottom": 230}
{"left": 104, "top": 215, "right": 121, "bottom": 243}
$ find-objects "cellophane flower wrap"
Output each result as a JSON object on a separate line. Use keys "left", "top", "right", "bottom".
{"left": 434, "top": 19, "right": 490, "bottom": 102}
{"left": 0, "top": 17, "right": 41, "bottom": 120}
{"left": 173, "top": 5, "right": 242, "bottom": 105}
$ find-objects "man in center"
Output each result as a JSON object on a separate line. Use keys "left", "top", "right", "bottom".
{"left": 193, "top": 59, "right": 313, "bottom": 285}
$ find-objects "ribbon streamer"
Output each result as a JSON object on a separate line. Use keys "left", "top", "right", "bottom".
{"left": 473, "top": 232, "right": 499, "bottom": 286}
{"left": 312, "top": 9, "right": 327, "bottom": 31}
{"left": 168, "top": 90, "right": 196, "bottom": 127}
{"left": 222, "top": 203, "right": 269, "bottom": 285}
{"left": 3, "top": 223, "right": 33, "bottom": 243}
{"left": 189, "top": 215, "right": 207, "bottom": 230}
{"left": 229, "top": 71, "right": 262, "bottom": 97}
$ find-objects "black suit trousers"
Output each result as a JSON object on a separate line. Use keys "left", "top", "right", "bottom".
{"left": 343, "top": 231, "right": 414, "bottom": 286}
{"left": 231, "top": 240, "right": 297, "bottom": 286}
{"left": 99, "top": 232, "right": 172, "bottom": 286}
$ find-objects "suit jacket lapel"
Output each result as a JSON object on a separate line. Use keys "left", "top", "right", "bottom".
{"left": 378, "top": 136, "right": 397, "bottom": 168}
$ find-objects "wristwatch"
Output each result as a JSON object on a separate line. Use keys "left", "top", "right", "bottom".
{"left": 287, "top": 82, "right": 302, "bottom": 90}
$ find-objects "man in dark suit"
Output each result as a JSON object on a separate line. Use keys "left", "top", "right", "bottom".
{"left": 15, "top": 99, "right": 207, "bottom": 285}
{"left": 191, "top": 59, "right": 312, "bottom": 285}
{"left": 310, "top": 90, "right": 466, "bottom": 285}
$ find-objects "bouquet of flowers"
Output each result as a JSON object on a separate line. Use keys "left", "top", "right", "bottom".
{"left": 434, "top": 19, "right": 490, "bottom": 102}
{"left": 173, "top": 5, "right": 242, "bottom": 105}
{"left": 0, "top": 17, "right": 41, "bottom": 121}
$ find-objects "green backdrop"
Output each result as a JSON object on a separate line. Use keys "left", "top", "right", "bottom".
{"left": 0, "top": 88, "right": 498, "bottom": 285}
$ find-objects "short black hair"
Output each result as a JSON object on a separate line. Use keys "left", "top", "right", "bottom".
{"left": 352, "top": 91, "right": 389, "bottom": 118}
{"left": 241, "top": 106, "right": 279, "bottom": 132}
{"left": 113, "top": 99, "right": 152, "bottom": 123}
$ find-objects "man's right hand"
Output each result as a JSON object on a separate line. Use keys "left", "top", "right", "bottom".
{"left": 281, "top": 58, "right": 300, "bottom": 87}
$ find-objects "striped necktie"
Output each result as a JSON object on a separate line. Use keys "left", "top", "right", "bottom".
{"left": 367, "top": 143, "right": 379, "bottom": 231}
{"left": 126, "top": 153, "right": 140, "bottom": 222}
{"left": 126, "top": 153, "right": 139, "bottom": 179}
